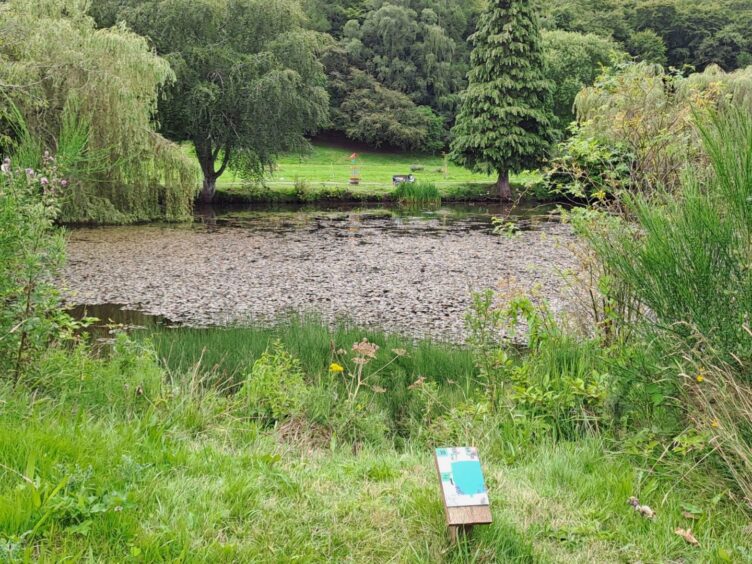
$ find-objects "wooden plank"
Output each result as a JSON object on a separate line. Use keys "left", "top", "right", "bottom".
{"left": 434, "top": 449, "right": 493, "bottom": 528}
{"left": 446, "top": 505, "right": 493, "bottom": 526}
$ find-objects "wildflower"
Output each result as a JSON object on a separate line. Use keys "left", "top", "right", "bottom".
{"left": 371, "top": 385, "right": 386, "bottom": 394}
{"left": 329, "top": 362, "right": 344, "bottom": 373}
{"left": 60, "top": 179, "right": 69, "bottom": 188}
{"left": 1, "top": 157, "right": 10, "bottom": 174}
{"left": 352, "top": 357, "right": 368, "bottom": 365}
{"left": 352, "top": 338, "right": 378, "bottom": 358}
{"left": 25, "top": 168, "right": 35, "bottom": 177}
{"left": 391, "top": 348, "right": 407, "bottom": 357}
{"left": 711, "top": 419, "right": 720, "bottom": 428}
{"left": 408, "top": 376, "right": 426, "bottom": 390}
{"left": 40, "top": 177, "right": 49, "bottom": 186}
{"left": 696, "top": 374, "right": 704, "bottom": 383}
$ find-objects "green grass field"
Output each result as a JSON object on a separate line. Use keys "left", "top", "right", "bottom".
{"left": 4, "top": 320, "right": 751, "bottom": 562}
{"left": 185, "top": 141, "right": 541, "bottom": 202}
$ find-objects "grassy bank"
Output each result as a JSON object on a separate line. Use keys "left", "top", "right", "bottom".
{"left": 2, "top": 320, "right": 751, "bottom": 562}
{"left": 192, "top": 142, "right": 542, "bottom": 204}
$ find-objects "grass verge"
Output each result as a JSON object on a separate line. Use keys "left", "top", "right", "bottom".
{"left": 3, "top": 320, "right": 751, "bottom": 561}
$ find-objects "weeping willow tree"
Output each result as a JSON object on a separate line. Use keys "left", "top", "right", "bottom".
{"left": 0, "top": 0, "right": 198, "bottom": 223}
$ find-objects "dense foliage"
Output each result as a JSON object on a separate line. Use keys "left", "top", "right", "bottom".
{"left": 542, "top": 30, "right": 625, "bottom": 133}
{"left": 0, "top": 0, "right": 198, "bottom": 223}
{"left": 0, "top": 156, "right": 68, "bottom": 378}
{"left": 549, "top": 62, "right": 752, "bottom": 200}
{"left": 578, "top": 107, "right": 752, "bottom": 504}
{"left": 112, "top": 0, "right": 330, "bottom": 202}
{"left": 450, "top": 0, "right": 554, "bottom": 200}
{"left": 543, "top": 0, "right": 752, "bottom": 71}
{"left": 84, "top": 0, "right": 752, "bottom": 175}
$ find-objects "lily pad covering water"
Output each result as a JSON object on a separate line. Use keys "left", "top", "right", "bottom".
{"left": 62, "top": 204, "right": 577, "bottom": 340}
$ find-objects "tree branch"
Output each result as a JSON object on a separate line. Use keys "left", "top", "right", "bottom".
{"left": 215, "top": 147, "right": 232, "bottom": 178}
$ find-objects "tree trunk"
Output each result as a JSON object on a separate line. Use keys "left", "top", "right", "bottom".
{"left": 199, "top": 176, "right": 217, "bottom": 204}
{"left": 497, "top": 170, "right": 512, "bottom": 202}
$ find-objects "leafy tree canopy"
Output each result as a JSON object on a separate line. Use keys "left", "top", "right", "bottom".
{"left": 107, "top": 0, "right": 330, "bottom": 202}
{"left": 543, "top": 30, "right": 625, "bottom": 134}
{"left": 544, "top": 0, "right": 752, "bottom": 71}
{"left": 0, "top": 0, "right": 198, "bottom": 223}
{"left": 318, "top": 0, "right": 483, "bottom": 151}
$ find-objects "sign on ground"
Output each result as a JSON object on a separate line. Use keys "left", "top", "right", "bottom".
{"left": 434, "top": 447, "right": 492, "bottom": 535}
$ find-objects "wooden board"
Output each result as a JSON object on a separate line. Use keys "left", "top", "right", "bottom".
{"left": 445, "top": 504, "right": 493, "bottom": 526}
{"left": 434, "top": 448, "right": 492, "bottom": 527}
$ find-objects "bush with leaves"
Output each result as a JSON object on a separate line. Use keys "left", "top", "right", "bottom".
{"left": 466, "top": 291, "right": 609, "bottom": 440}
{"left": 545, "top": 126, "right": 633, "bottom": 202}
{"left": 238, "top": 341, "right": 308, "bottom": 425}
{"left": 574, "top": 62, "right": 752, "bottom": 194}
{"left": 0, "top": 154, "right": 70, "bottom": 379}
{"left": 576, "top": 107, "right": 752, "bottom": 503}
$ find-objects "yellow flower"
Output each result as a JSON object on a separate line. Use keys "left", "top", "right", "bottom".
{"left": 711, "top": 419, "right": 720, "bottom": 428}
{"left": 696, "top": 374, "right": 705, "bottom": 383}
{"left": 329, "top": 362, "right": 344, "bottom": 373}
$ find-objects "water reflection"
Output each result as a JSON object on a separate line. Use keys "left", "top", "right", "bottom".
{"left": 193, "top": 201, "right": 563, "bottom": 235}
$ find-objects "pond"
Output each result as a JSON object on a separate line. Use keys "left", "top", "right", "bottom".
{"left": 62, "top": 202, "right": 578, "bottom": 341}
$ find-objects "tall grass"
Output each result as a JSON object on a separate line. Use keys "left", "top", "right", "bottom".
{"left": 582, "top": 106, "right": 752, "bottom": 503}
{"left": 147, "top": 316, "right": 475, "bottom": 388}
{"left": 586, "top": 107, "right": 752, "bottom": 363}
{"left": 145, "top": 317, "right": 477, "bottom": 441}
{"left": 392, "top": 181, "right": 441, "bottom": 205}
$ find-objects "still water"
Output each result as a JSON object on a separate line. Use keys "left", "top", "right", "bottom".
{"left": 63, "top": 202, "right": 575, "bottom": 340}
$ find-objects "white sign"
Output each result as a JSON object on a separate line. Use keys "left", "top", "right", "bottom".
{"left": 435, "top": 447, "right": 489, "bottom": 508}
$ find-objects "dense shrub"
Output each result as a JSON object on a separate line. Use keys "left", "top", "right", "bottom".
{"left": 545, "top": 126, "right": 633, "bottom": 201}
{"left": 579, "top": 107, "right": 752, "bottom": 502}
{"left": 574, "top": 62, "right": 752, "bottom": 194}
{"left": 584, "top": 108, "right": 752, "bottom": 362}
{"left": 466, "top": 291, "right": 608, "bottom": 440}
{"left": 238, "top": 341, "right": 308, "bottom": 425}
{"left": 0, "top": 154, "right": 68, "bottom": 379}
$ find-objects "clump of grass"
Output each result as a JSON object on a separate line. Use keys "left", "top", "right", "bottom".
{"left": 392, "top": 181, "right": 441, "bottom": 205}
{"left": 146, "top": 316, "right": 474, "bottom": 388}
{"left": 145, "top": 316, "right": 476, "bottom": 442}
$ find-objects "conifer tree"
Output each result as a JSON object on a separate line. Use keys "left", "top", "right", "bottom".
{"left": 450, "top": 0, "right": 554, "bottom": 200}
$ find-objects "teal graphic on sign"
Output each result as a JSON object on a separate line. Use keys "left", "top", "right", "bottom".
{"left": 435, "top": 447, "right": 489, "bottom": 507}
{"left": 451, "top": 460, "right": 486, "bottom": 496}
